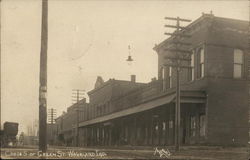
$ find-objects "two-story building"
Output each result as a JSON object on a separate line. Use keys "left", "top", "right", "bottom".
{"left": 55, "top": 13, "right": 250, "bottom": 146}
{"left": 154, "top": 13, "right": 249, "bottom": 145}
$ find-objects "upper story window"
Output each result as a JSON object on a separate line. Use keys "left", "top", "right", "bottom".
{"left": 162, "top": 66, "right": 167, "bottom": 91}
{"left": 190, "top": 52, "right": 195, "bottom": 81}
{"left": 103, "top": 104, "right": 107, "bottom": 114}
{"left": 198, "top": 48, "right": 205, "bottom": 78}
{"left": 96, "top": 106, "right": 100, "bottom": 116}
{"left": 233, "top": 49, "right": 243, "bottom": 78}
{"left": 169, "top": 66, "right": 172, "bottom": 88}
{"left": 162, "top": 67, "right": 165, "bottom": 80}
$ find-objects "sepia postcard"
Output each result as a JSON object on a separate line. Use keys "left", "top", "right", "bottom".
{"left": 0, "top": 0, "right": 250, "bottom": 159}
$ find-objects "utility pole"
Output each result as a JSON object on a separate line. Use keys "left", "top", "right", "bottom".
{"left": 48, "top": 108, "right": 56, "bottom": 145}
{"left": 72, "top": 89, "right": 85, "bottom": 103}
{"left": 0, "top": 0, "right": 2, "bottom": 132}
{"left": 39, "top": 0, "right": 48, "bottom": 152}
{"left": 72, "top": 89, "right": 85, "bottom": 147}
{"left": 248, "top": 0, "right": 250, "bottom": 144}
{"left": 164, "top": 16, "right": 192, "bottom": 151}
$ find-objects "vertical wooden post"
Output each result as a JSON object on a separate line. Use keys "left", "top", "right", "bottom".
{"left": 39, "top": 0, "right": 48, "bottom": 152}
{"left": 164, "top": 16, "right": 191, "bottom": 151}
{"left": 0, "top": 0, "right": 2, "bottom": 132}
{"left": 151, "top": 115, "right": 154, "bottom": 145}
{"left": 175, "top": 64, "right": 181, "bottom": 151}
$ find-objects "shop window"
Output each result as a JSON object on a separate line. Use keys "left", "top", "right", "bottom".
{"left": 233, "top": 49, "right": 243, "bottom": 78}
{"left": 155, "top": 125, "right": 158, "bottom": 130}
{"left": 199, "top": 114, "right": 205, "bottom": 137}
{"left": 190, "top": 116, "right": 196, "bottom": 137}
{"left": 162, "top": 122, "right": 166, "bottom": 131}
{"left": 169, "top": 120, "right": 173, "bottom": 129}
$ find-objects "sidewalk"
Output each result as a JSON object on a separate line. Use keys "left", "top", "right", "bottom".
{"left": 50, "top": 145, "right": 250, "bottom": 160}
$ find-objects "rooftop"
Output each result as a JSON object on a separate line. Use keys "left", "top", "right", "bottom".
{"left": 154, "top": 13, "right": 249, "bottom": 52}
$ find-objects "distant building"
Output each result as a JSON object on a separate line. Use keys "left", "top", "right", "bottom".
{"left": 47, "top": 123, "right": 57, "bottom": 145}
{"left": 55, "top": 13, "right": 249, "bottom": 146}
{"left": 55, "top": 98, "right": 89, "bottom": 146}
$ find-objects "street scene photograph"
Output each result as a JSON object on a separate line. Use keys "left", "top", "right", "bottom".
{"left": 1, "top": 0, "right": 250, "bottom": 159}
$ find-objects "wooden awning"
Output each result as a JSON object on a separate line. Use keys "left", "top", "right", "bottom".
{"left": 78, "top": 90, "right": 206, "bottom": 127}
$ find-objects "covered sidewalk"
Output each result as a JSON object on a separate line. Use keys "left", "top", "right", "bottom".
{"left": 77, "top": 90, "right": 207, "bottom": 147}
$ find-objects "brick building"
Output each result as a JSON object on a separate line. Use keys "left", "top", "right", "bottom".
{"left": 55, "top": 13, "right": 250, "bottom": 146}
{"left": 55, "top": 98, "right": 89, "bottom": 146}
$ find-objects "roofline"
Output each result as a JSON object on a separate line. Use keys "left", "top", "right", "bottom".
{"left": 87, "top": 78, "right": 146, "bottom": 96}
{"left": 153, "top": 14, "right": 213, "bottom": 52}
{"left": 153, "top": 13, "right": 249, "bottom": 52}
{"left": 87, "top": 79, "right": 113, "bottom": 95}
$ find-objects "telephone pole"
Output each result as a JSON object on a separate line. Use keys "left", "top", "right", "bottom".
{"left": 248, "top": 0, "right": 250, "bottom": 144}
{"left": 72, "top": 89, "right": 85, "bottom": 104}
{"left": 0, "top": 0, "right": 2, "bottom": 131}
{"left": 164, "top": 16, "right": 192, "bottom": 151}
{"left": 72, "top": 89, "right": 85, "bottom": 147}
{"left": 39, "top": 0, "right": 48, "bottom": 152}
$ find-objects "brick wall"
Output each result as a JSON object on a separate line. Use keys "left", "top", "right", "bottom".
{"left": 205, "top": 44, "right": 249, "bottom": 145}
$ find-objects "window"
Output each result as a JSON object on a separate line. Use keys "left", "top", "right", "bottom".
{"left": 233, "top": 49, "right": 243, "bottom": 78}
{"left": 162, "top": 122, "right": 166, "bottom": 131}
{"left": 199, "top": 114, "right": 205, "bottom": 137}
{"left": 162, "top": 67, "right": 165, "bottom": 79}
{"left": 162, "top": 67, "right": 167, "bottom": 91}
{"left": 190, "top": 116, "right": 196, "bottom": 137}
{"left": 190, "top": 52, "right": 195, "bottom": 81}
{"left": 198, "top": 48, "right": 205, "bottom": 78}
{"left": 96, "top": 106, "right": 99, "bottom": 117}
{"left": 169, "top": 66, "right": 172, "bottom": 88}
{"left": 169, "top": 120, "right": 173, "bottom": 129}
{"left": 103, "top": 104, "right": 107, "bottom": 114}
{"left": 100, "top": 105, "right": 103, "bottom": 115}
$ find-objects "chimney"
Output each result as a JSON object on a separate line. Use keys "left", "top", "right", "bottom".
{"left": 131, "top": 75, "right": 136, "bottom": 82}
{"left": 151, "top": 77, "right": 157, "bottom": 82}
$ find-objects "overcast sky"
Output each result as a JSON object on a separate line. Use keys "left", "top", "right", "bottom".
{"left": 1, "top": 0, "right": 249, "bottom": 134}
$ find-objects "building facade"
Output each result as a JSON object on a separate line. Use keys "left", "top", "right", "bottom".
{"left": 55, "top": 14, "right": 250, "bottom": 146}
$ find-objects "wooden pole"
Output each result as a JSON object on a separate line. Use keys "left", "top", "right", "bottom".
{"left": 0, "top": 0, "right": 2, "bottom": 131}
{"left": 39, "top": 0, "right": 48, "bottom": 152}
{"left": 174, "top": 17, "right": 181, "bottom": 151}
{"left": 164, "top": 16, "right": 191, "bottom": 151}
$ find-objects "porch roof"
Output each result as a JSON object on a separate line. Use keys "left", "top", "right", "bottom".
{"left": 78, "top": 90, "right": 206, "bottom": 127}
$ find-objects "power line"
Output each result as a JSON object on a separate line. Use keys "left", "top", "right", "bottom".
{"left": 72, "top": 89, "right": 85, "bottom": 104}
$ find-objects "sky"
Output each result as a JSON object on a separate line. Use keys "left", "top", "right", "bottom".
{"left": 1, "top": 0, "right": 249, "bottom": 134}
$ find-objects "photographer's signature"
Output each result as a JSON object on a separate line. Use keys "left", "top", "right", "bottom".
{"left": 154, "top": 147, "right": 171, "bottom": 158}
